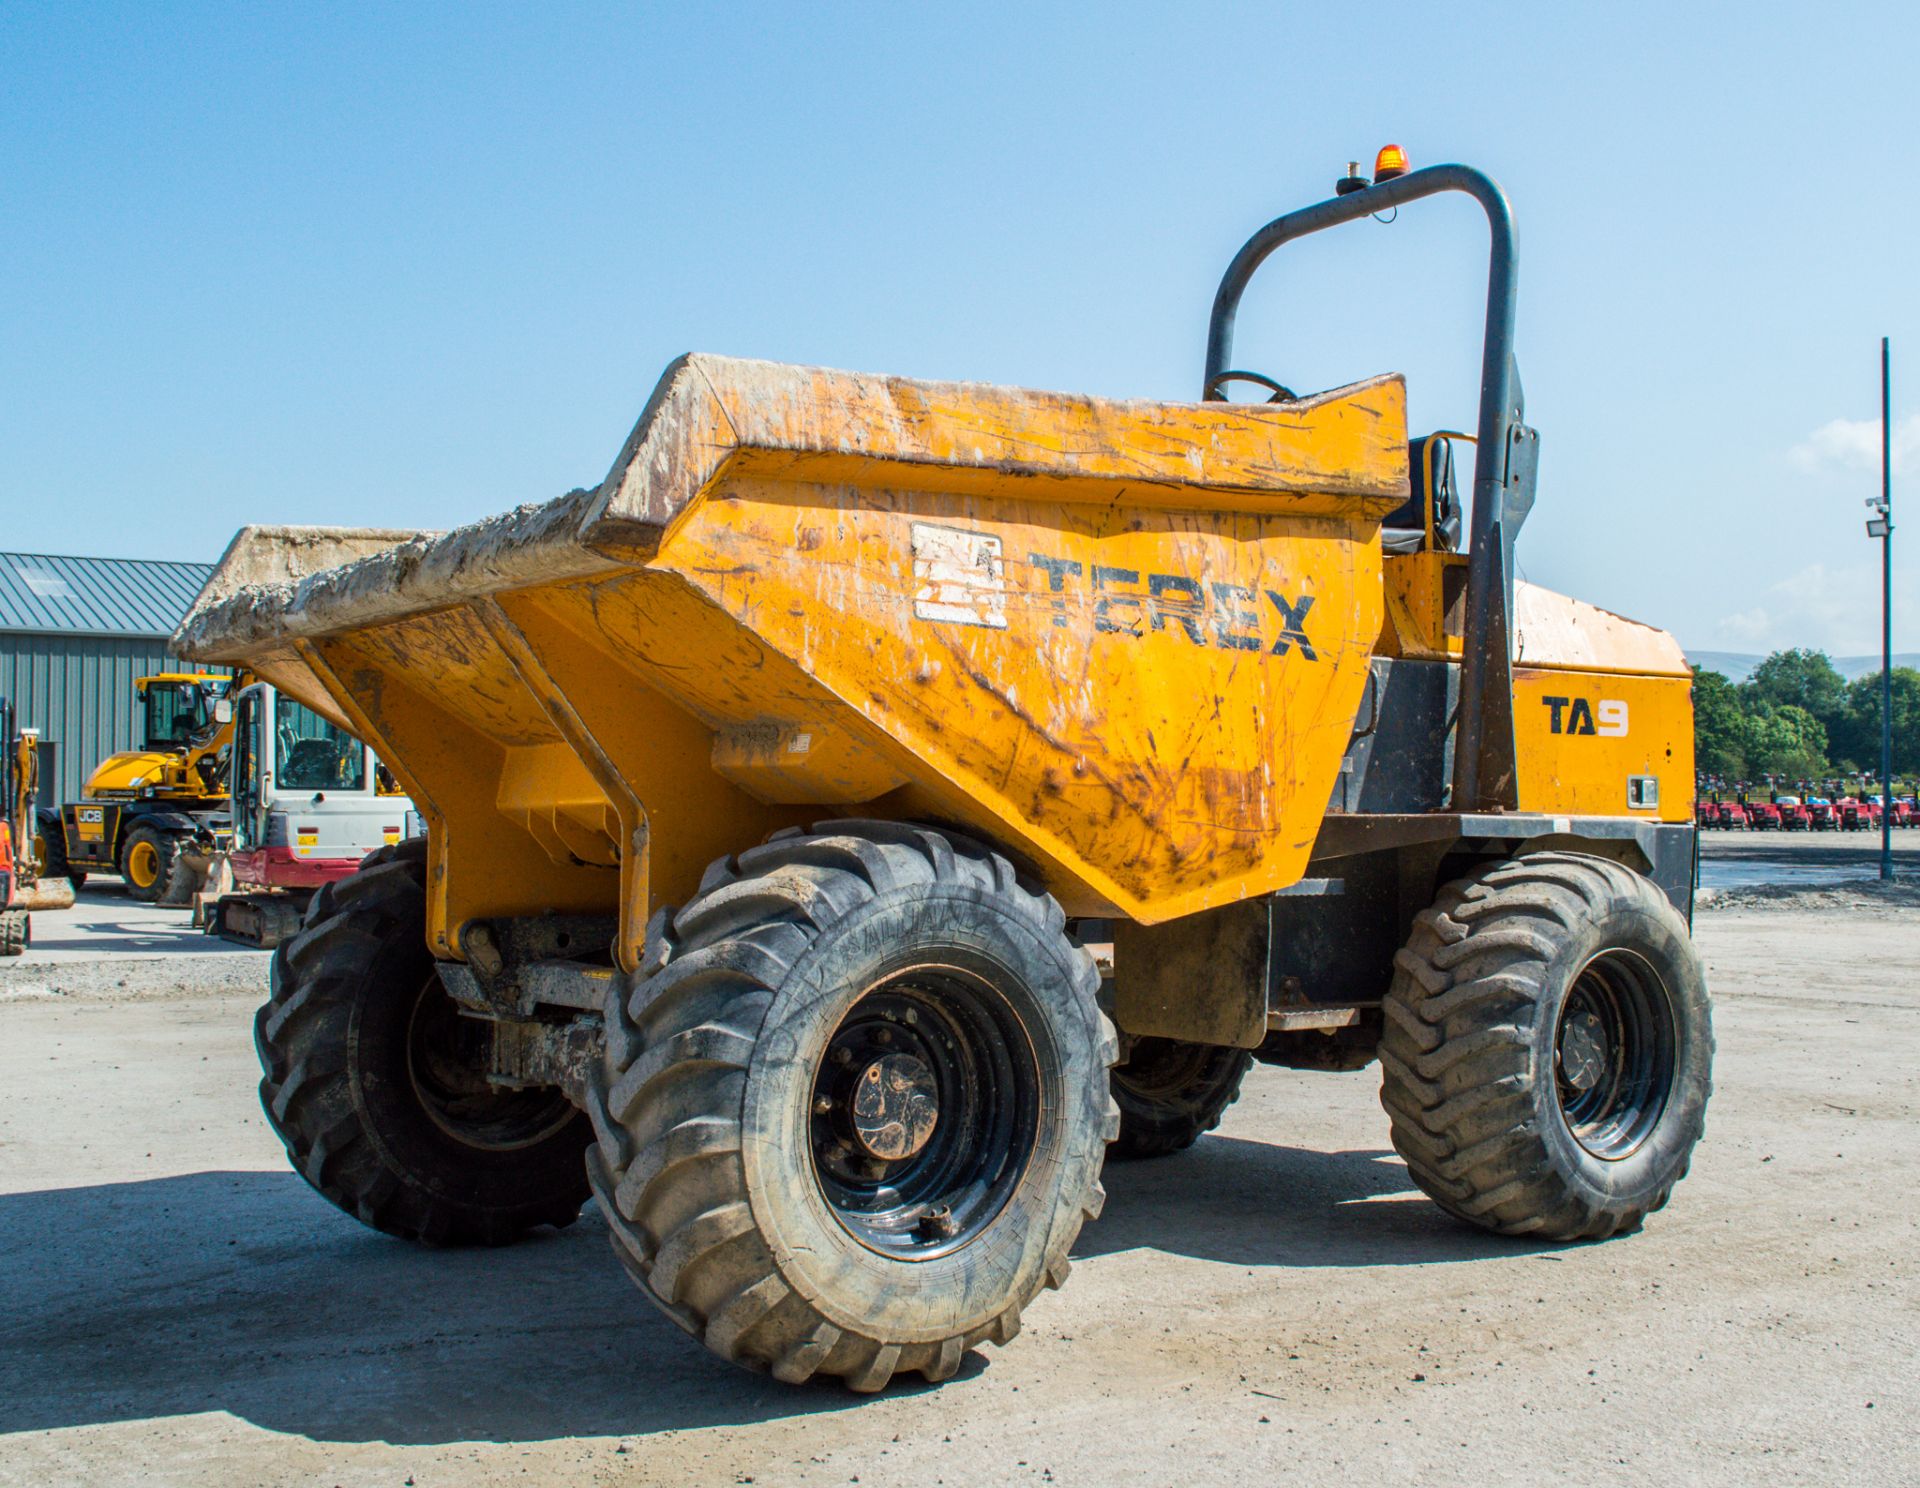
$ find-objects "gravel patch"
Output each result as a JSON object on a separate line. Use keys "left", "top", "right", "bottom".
{"left": 1696, "top": 875, "right": 1920, "bottom": 913}
{"left": 0, "top": 952, "right": 269, "bottom": 1002}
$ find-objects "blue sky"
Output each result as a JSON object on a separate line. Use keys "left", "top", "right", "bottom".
{"left": 3, "top": 2, "right": 1914, "bottom": 654}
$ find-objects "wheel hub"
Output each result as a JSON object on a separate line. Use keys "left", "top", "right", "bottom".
{"left": 849, "top": 1053, "right": 938, "bottom": 1160}
{"left": 1554, "top": 949, "right": 1680, "bottom": 1161}
{"left": 809, "top": 973, "right": 1039, "bottom": 1261}
{"left": 1557, "top": 1008, "right": 1609, "bottom": 1091}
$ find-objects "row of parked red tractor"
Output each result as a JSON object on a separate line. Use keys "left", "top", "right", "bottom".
{"left": 1697, "top": 796, "right": 1920, "bottom": 830}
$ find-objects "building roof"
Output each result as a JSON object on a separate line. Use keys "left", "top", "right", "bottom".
{"left": 0, "top": 551, "right": 215, "bottom": 640}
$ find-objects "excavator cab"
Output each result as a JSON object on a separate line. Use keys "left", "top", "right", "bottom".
{"left": 137, "top": 674, "right": 233, "bottom": 751}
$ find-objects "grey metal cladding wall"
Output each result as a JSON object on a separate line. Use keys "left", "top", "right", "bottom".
{"left": 0, "top": 634, "right": 194, "bottom": 805}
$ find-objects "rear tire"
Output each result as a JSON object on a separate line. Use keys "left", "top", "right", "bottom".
{"left": 1380, "top": 852, "right": 1712, "bottom": 1241}
{"left": 120, "top": 824, "right": 179, "bottom": 903}
{"left": 0, "top": 909, "right": 25, "bottom": 956}
{"left": 584, "top": 820, "right": 1117, "bottom": 1391}
{"left": 1108, "top": 1037, "right": 1252, "bottom": 1159}
{"left": 256, "top": 838, "right": 592, "bottom": 1245}
{"left": 37, "top": 809, "right": 84, "bottom": 889}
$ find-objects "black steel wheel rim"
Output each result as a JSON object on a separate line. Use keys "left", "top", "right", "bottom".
{"left": 1553, "top": 948, "right": 1679, "bottom": 1160}
{"left": 810, "top": 966, "right": 1040, "bottom": 1261}
{"left": 405, "top": 976, "right": 577, "bottom": 1152}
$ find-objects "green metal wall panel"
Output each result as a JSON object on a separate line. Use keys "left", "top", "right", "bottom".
{"left": 0, "top": 633, "right": 210, "bottom": 805}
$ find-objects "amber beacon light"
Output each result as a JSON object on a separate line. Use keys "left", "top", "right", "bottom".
{"left": 1373, "top": 143, "right": 1410, "bottom": 181}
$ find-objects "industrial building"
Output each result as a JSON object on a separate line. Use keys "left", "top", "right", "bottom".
{"left": 0, "top": 551, "right": 217, "bottom": 805}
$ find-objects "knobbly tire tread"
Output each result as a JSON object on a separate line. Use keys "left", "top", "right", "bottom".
{"left": 0, "top": 908, "right": 25, "bottom": 956}
{"left": 1108, "top": 1038, "right": 1254, "bottom": 1160}
{"left": 35, "top": 809, "right": 84, "bottom": 889}
{"left": 586, "top": 820, "right": 1118, "bottom": 1391}
{"left": 1379, "top": 851, "right": 1712, "bottom": 1242}
{"left": 120, "top": 824, "right": 181, "bottom": 903}
{"left": 257, "top": 837, "right": 591, "bottom": 1246}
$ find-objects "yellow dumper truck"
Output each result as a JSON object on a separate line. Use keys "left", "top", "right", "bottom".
{"left": 176, "top": 160, "right": 1710, "bottom": 1392}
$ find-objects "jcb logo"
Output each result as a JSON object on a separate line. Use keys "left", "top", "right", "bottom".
{"left": 77, "top": 807, "right": 104, "bottom": 824}
{"left": 1542, "top": 696, "right": 1627, "bottom": 737}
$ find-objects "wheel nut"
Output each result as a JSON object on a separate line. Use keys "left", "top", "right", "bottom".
{"left": 874, "top": 1027, "right": 893, "bottom": 1045}
{"left": 813, "top": 1096, "right": 833, "bottom": 1115}
{"left": 914, "top": 1205, "right": 958, "bottom": 1241}
{"left": 832, "top": 1046, "right": 853, "bottom": 1066}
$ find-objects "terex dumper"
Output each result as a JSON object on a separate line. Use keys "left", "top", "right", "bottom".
{"left": 176, "top": 161, "right": 1713, "bottom": 1392}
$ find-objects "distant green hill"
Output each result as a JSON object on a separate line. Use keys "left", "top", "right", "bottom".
{"left": 1686, "top": 650, "right": 1920, "bottom": 684}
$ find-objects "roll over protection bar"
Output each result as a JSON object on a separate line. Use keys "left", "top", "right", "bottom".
{"left": 1202, "top": 163, "right": 1536, "bottom": 812}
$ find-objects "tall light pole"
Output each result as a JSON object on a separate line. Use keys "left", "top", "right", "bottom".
{"left": 1867, "top": 338, "right": 1895, "bottom": 880}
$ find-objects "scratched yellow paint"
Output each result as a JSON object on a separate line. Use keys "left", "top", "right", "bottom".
{"left": 189, "top": 357, "right": 1425, "bottom": 955}
{"left": 657, "top": 479, "right": 1384, "bottom": 920}
{"left": 184, "top": 353, "right": 1709, "bottom": 963}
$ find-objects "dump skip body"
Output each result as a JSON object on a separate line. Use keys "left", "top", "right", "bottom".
{"left": 179, "top": 354, "right": 1408, "bottom": 967}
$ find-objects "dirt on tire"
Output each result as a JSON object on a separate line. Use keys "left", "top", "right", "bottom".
{"left": 256, "top": 837, "right": 592, "bottom": 1246}
{"left": 583, "top": 819, "right": 1118, "bottom": 1392}
{"left": 1378, "top": 851, "right": 1713, "bottom": 1241}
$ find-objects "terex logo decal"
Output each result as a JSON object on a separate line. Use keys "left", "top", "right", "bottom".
{"left": 1030, "top": 554, "right": 1317, "bottom": 659}
{"left": 1542, "top": 696, "right": 1628, "bottom": 737}
{"left": 905, "top": 526, "right": 1319, "bottom": 660}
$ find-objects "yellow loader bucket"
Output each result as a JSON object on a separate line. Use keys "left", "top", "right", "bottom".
{"left": 178, "top": 355, "right": 1407, "bottom": 970}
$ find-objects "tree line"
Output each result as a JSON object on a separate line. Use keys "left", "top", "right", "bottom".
{"left": 1693, "top": 649, "right": 1919, "bottom": 785}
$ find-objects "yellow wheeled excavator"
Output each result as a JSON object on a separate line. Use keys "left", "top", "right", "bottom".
{"left": 45, "top": 668, "right": 253, "bottom": 901}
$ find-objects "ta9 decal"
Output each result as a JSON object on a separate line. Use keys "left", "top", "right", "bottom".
{"left": 1542, "top": 696, "right": 1629, "bottom": 737}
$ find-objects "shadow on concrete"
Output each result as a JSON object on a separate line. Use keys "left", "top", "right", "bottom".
{"left": 0, "top": 1170, "right": 874, "bottom": 1444}
{"left": 1079, "top": 1132, "right": 1561, "bottom": 1268}
{"left": 0, "top": 1138, "right": 1545, "bottom": 1443}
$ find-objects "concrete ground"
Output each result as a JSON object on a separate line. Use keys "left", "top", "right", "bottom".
{"left": 0, "top": 852, "right": 1914, "bottom": 1485}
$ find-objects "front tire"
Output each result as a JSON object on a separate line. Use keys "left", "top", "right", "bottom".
{"left": 1108, "top": 1037, "right": 1252, "bottom": 1159}
{"left": 584, "top": 821, "right": 1117, "bottom": 1391}
{"left": 120, "top": 824, "right": 179, "bottom": 902}
{"left": 1379, "top": 853, "right": 1712, "bottom": 1241}
{"left": 257, "top": 839, "right": 592, "bottom": 1245}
